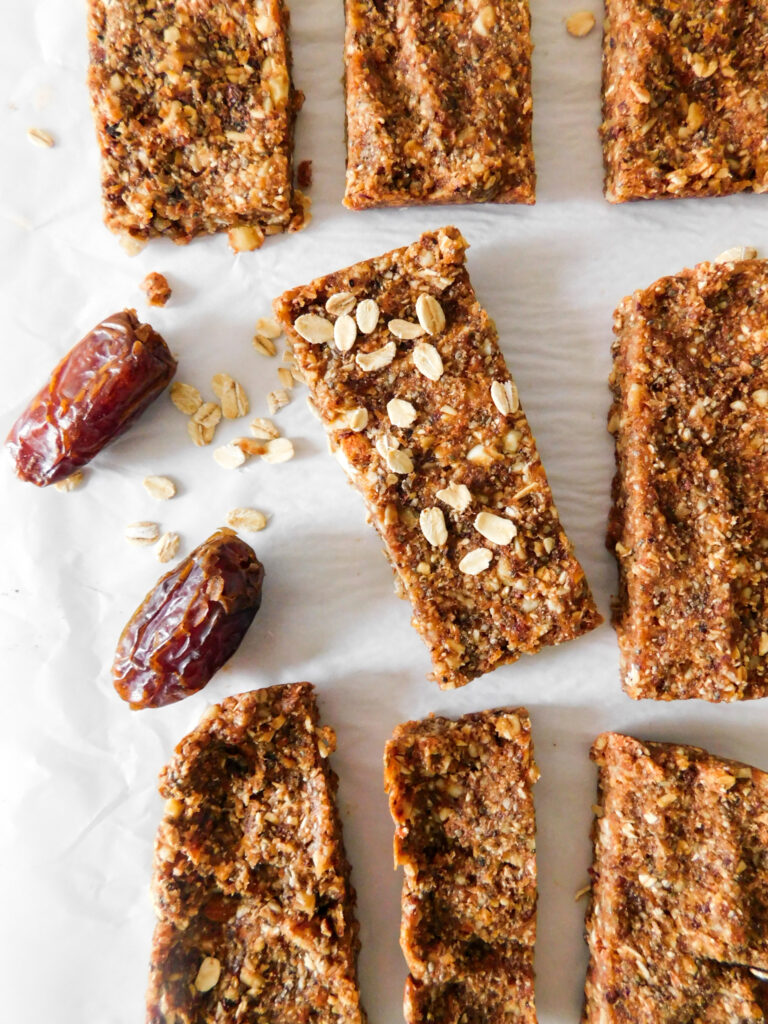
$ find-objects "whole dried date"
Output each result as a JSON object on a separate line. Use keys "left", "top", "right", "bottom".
{"left": 113, "top": 529, "right": 264, "bottom": 709}
{"left": 6, "top": 309, "right": 176, "bottom": 486}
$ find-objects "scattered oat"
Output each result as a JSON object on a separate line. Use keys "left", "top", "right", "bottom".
{"left": 212, "top": 375, "right": 249, "bottom": 419}
{"left": 170, "top": 382, "right": 203, "bottom": 415}
{"left": 387, "top": 397, "right": 417, "bottom": 428}
{"left": 334, "top": 314, "right": 358, "bottom": 352}
{"left": 475, "top": 511, "right": 517, "bottom": 545}
{"left": 126, "top": 521, "right": 160, "bottom": 545}
{"left": 188, "top": 419, "right": 215, "bottom": 446}
{"left": 436, "top": 482, "right": 472, "bottom": 512}
{"left": 415, "top": 294, "right": 446, "bottom": 335}
{"left": 413, "top": 342, "right": 444, "bottom": 381}
{"left": 420, "top": 507, "right": 448, "bottom": 547}
{"left": 214, "top": 443, "right": 247, "bottom": 469}
{"left": 140, "top": 272, "right": 171, "bottom": 307}
{"left": 156, "top": 531, "right": 180, "bottom": 563}
{"left": 294, "top": 313, "right": 334, "bottom": 344}
{"left": 458, "top": 547, "right": 493, "bottom": 575}
{"left": 356, "top": 298, "right": 380, "bottom": 334}
{"left": 714, "top": 246, "right": 758, "bottom": 264}
{"left": 54, "top": 471, "right": 85, "bottom": 492}
{"left": 119, "top": 235, "right": 147, "bottom": 257}
{"left": 250, "top": 417, "right": 280, "bottom": 440}
{"left": 268, "top": 388, "right": 291, "bottom": 414}
{"left": 234, "top": 437, "right": 267, "bottom": 456}
{"left": 278, "top": 367, "right": 294, "bottom": 388}
{"left": 388, "top": 318, "right": 425, "bottom": 340}
{"left": 574, "top": 883, "right": 591, "bottom": 901}
{"left": 566, "top": 10, "right": 595, "bottom": 35}
{"left": 326, "top": 292, "right": 356, "bottom": 317}
{"left": 143, "top": 475, "right": 176, "bottom": 500}
{"left": 195, "top": 957, "right": 221, "bottom": 993}
{"left": 227, "top": 507, "right": 267, "bottom": 532}
{"left": 27, "top": 127, "right": 54, "bottom": 148}
{"left": 356, "top": 341, "right": 396, "bottom": 372}
{"left": 491, "top": 379, "right": 520, "bottom": 415}
{"left": 228, "top": 225, "right": 264, "bottom": 252}
{"left": 255, "top": 317, "right": 282, "bottom": 340}
{"left": 252, "top": 333, "right": 277, "bottom": 357}
{"left": 193, "top": 402, "right": 222, "bottom": 430}
{"left": 261, "top": 437, "right": 295, "bottom": 464}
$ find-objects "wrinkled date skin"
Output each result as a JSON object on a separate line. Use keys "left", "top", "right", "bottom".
{"left": 113, "top": 529, "right": 265, "bottom": 709}
{"left": 6, "top": 309, "right": 176, "bottom": 486}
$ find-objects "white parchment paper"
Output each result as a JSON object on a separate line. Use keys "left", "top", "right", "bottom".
{"left": 2, "top": 2, "right": 768, "bottom": 1021}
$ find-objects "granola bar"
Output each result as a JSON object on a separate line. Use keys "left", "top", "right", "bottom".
{"left": 343, "top": 0, "right": 535, "bottom": 208}
{"left": 584, "top": 732, "right": 768, "bottom": 1023}
{"left": 146, "top": 684, "right": 366, "bottom": 1024}
{"left": 601, "top": 0, "right": 768, "bottom": 202}
{"left": 608, "top": 256, "right": 768, "bottom": 701}
{"left": 274, "top": 227, "right": 601, "bottom": 689}
{"left": 384, "top": 708, "right": 538, "bottom": 1024}
{"left": 87, "top": 0, "right": 305, "bottom": 249}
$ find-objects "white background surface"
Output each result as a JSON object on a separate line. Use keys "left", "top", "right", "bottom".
{"left": 2, "top": 1, "right": 768, "bottom": 1021}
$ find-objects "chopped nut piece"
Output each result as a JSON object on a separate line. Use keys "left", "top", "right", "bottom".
{"left": 54, "top": 470, "right": 85, "bottom": 492}
{"left": 356, "top": 341, "right": 396, "bottom": 372}
{"left": 420, "top": 507, "right": 448, "bottom": 547}
{"left": 228, "top": 225, "right": 265, "bottom": 253}
{"left": 436, "top": 482, "right": 472, "bottom": 512}
{"left": 261, "top": 437, "right": 295, "bottom": 463}
{"left": 458, "top": 547, "right": 493, "bottom": 575}
{"left": 415, "top": 294, "right": 446, "bottom": 335}
{"left": 156, "top": 531, "right": 180, "bottom": 563}
{"left": 250, "top": 417, "right": 280, "bottom": 440}
{"left": 412, "top": 342, "right": 444, "bottom": 381}
{"left": 170, "top": 383, "right": 203, "bottom": 416}
{"left": 355, "top": 299, "right": 379, "bottom": 335}
{"left": 226, "top": 507, "right": 267, "bottom": 532}
{"left": 213, "top": 443, "right": 247, "bottom": 469}
{"left": 490, "top": 379, "right": 520, "bottom": 415}
{"left": 255, "top": 318, "right": 283, "bottom": 341}
{"left": 140, "top": 271, "right": 171, "bottom": 307}
{"left": 326, "top": 292, "right": 356, "bottom": 317}
{"left": 253, "top": 334, "right": 278, "bottom": 357}
{"left": 474, "top": 511, "right": 517, "bottom": 545}
{"left": 143, "top": 475, "right": 176, "bottom": 501}
{"left": 268, "top": 389, "right": 291, "bottom": 415}
{"left": 387, "top": 398, "right": 417, "bottom": 428}
{"left": 146, "top": 686, "right": 365, "bottom": 1023}
{"left": 294, "top": 314, "right": 334, "bottom": 345}
{"left": 334, "top": 314, "right": 358, "bottom": 353}
{"left": 628, "top": 81, "right": 651, "bottom": 103}
{"left": 715, "top": 246, "right": 759, "bottom": 265}
{"left": 385, "top": 708, "right": 538, "bottom": 1024}
{"left": 566, "top": 10, "right": 595, "bottom": 35}
{"left": 388, "top": 318, "right": 425, "bottom": 340}
{"left": 27, "top": 127, "right": 54, "bottom": 148}
{"left": 126, "top": 521, "right": 160, "bottom": 545}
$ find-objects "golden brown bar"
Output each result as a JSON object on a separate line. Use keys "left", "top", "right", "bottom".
{"left": 274, "top": 227, "right": 601, "bottom": 689}
{"left": 146, "top": 684, "right": 366, "bottom": 1024}
{"left": 584, "top": 733, "right": 768, "bottom": 1023}
{"left": 601, "top": 0, "right": 768, "bottom": 202}
{"left": 343, "top": 0, "right": 535, "bottom": 208}
{"left": 385, "top": 708, "right": 538, "bottom": 1024}
{"left": 87, "top": 0, "right": 305, "bottom": 250}
{"left": 608, "top": 256, "right": 768, "bottom": 701}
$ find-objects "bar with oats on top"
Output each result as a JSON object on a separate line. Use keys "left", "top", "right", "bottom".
{"left": 146, "top": 683, "right": 366, "bottom": 1024}
{"left": 608, "top": 255, "right": 768, "bottom": 701}
{"left": 584, "top": 732, "right": 768, "bottom": 1023}
{"left": 87, "top": 0, "right": 306, "bottom": 250}
{"left": 601, "top": 0, "right": 768, "bottom": 201}
{"left": 274, "top": 226, "right": 601, "bottom": 689}
{"left": 343, "top": 0, "right": 535, "bottom": 208}
{"left": 385, "top": 707, "right": 539, "bottom": 1024}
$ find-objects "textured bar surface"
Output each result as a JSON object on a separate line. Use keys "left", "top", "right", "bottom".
{"left": 87, "top": 0, "right": 304, "bottom": 247}
{"left": 608, "top": 257, "right": 768, "bottom": 701}
{"left": 146, "top": 683, "right": 366, "bottom": 1024}
{"left": 385, "top": 707, "right": 538, "bottom": 1024}
{"left": 601, "top": 0, "right": 768, "bottom": 202}
{"left": 274, "top": 227, "right": 600, "bottom": 689}
{"left": 584, "top": 732, "right": 768, "bottom": 1023}
{"left": 343, "top": 0, "right": 534, "bottom": 208}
